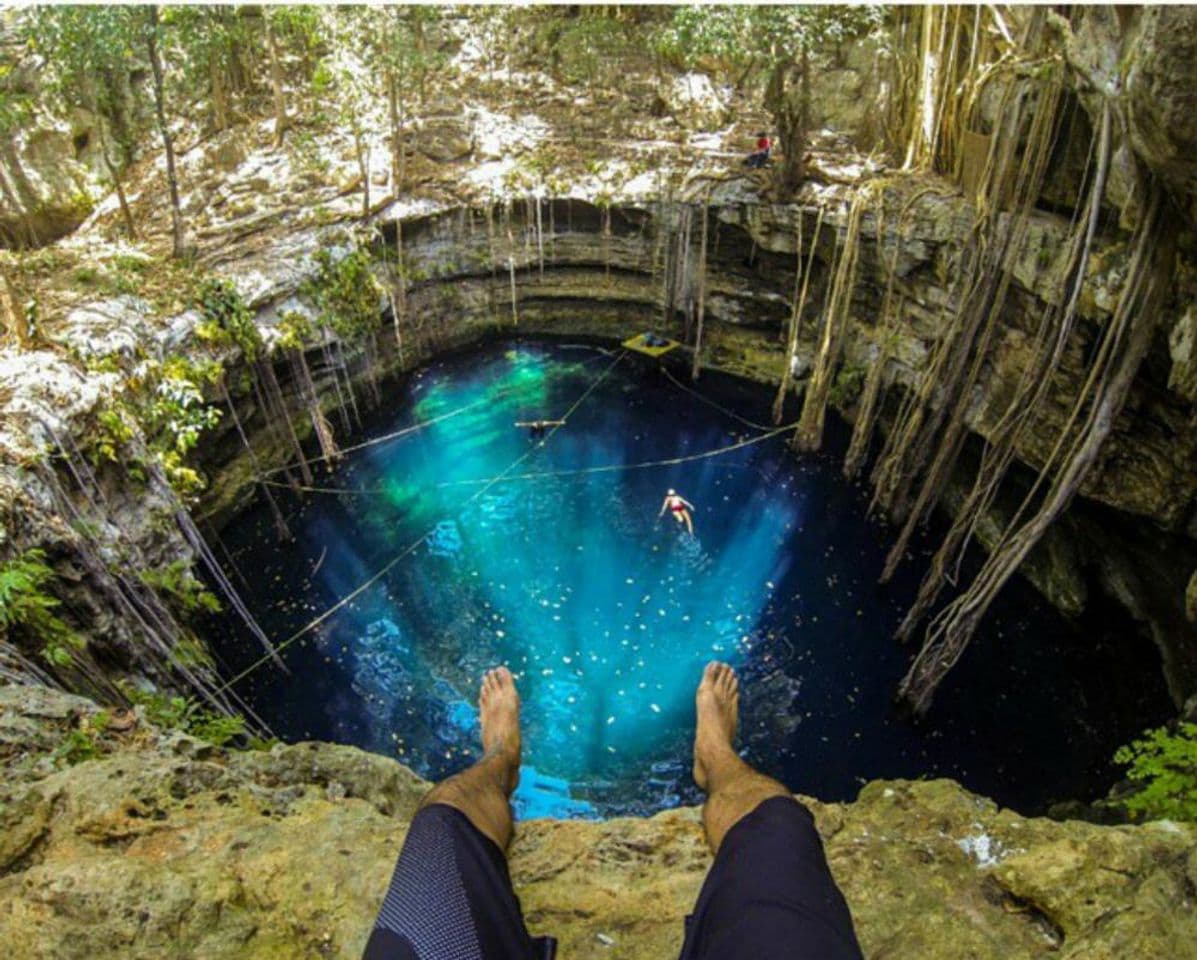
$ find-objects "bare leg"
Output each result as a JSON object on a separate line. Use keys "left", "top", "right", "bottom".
{"left": 693, "top": 661, "right": 789, "bottom": 854}
{"left": 420, "top": 666, "right": 522, "bottom": 851}
{"left": 683, "top": 511, "right": 694, "bottom": 536}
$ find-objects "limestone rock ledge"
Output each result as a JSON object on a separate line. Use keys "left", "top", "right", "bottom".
{"left": 0, "top": 686, "right": 1194, "bottom": 960}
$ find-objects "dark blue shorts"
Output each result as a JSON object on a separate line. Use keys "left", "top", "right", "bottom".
{"left": 678, "top": 796, "right": 863, "bottom": 960}
{"left": 364, "top": 797, "right": 862, "bottom": 960}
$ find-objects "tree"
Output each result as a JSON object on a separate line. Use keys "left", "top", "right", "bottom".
{"left": 657, "top": 6, "right": 884, "bottom": 192}
{"left": 361, "top": 6, "right": 447, "bottom": 196}
{"left": 314, "top": 52, "right": 374, "bottom": 218}
{"left": 0, "top": 38, "right": 44, "bottom": 249}
{"left": 143, "top": 6, "right": 185, "bottom": 258}
{"left": 1115, "top": 723, "right": 1197, "bottom": 822}
{"left": 262, "top": 6, "right": 323, "bottom": 146}
{"left": 36, "top": 6, "right": 141, "bottom": 240}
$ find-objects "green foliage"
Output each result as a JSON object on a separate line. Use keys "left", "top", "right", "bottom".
{"left": 34, "top": 6, "right": 142, "bottom": 164}
{"left": 1114, "top": 723, "right": 1197, "bottom": 822}
{"left": 138, "top": 559, "right": 221, "bottom": 616}
{"left": 52, "top": 710, "right": 110, "bottom": 766}
{"left": 554, "top": 13, "right": 633, "bottom": 85}
{"left": 363, "top": 6, "right": 448, "bottom": 103}
{"left": 194, "top": 278, "right": 263, "bottom": 361}
{"left": 829, "top": 364, "right": 866, "bottom": 409}
{"left": 0, "top": 549, "right": 84, "bottom": 668}
{"left": 72, "top": 259, "right": 144, "bottom": 297}
{"left": 277, "top": 310, "right": 315, "bottom": 350}
{"left": 189, "top": 711, "right": 247, "bottom": 748}
{"left": 0, "top": 62, "right": 34, "bottom": 136}
{"left": 656, "top": 6, "right": 884, "bottom": 73}
{"left": 90, "top": 403, "right": 137, "bottom": 465}
{"left": 288, "top": 128, "right": 332, "bottom": 177}
{"left": 133, "top": 354, "right": 222, "bottom": 501}
{"left": 303, "top": 248, "right": 381, "bottom": 340}
{"left": 145, "top": 357, "right": 222, "bottom": 454}
{"left": 655, "top": 6, "right": 883, "bottom": 189}
{"left": 123, "top": 685, "right": 246, "bottom": 748}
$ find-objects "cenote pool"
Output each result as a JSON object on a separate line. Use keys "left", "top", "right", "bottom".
{"left": 210, "top": 338, "right": 1170, "bottom": 818}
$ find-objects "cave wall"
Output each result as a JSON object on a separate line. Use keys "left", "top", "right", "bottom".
{"left": 5, "top": 5, "right": 1197, "bottom": 716}
{"left": 162, "top": 184, "right": 1196, "bottom": 710}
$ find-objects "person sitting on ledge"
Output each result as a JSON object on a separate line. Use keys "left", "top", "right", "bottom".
{"left": 744, "top": 131, "right": 772, "bottom": 169}
{"left": 362, "top": 662, "right": 864, "bottom": 960}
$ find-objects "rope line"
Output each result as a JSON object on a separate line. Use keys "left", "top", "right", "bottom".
{"left": 658, "top": 364, "right": 776, "bottom": 432}
{"left": 259, "top": 348, "right": 616, "bottom": 479}
{"left": 257, "top": 396, "right": 491, "bottom": 479}
{"left": 436, "top": 422, "right": 795, "bottom": 488}
{"left": 260, "top": 420, "right": 796, "bottom": 498}
{"left": 215, "top": 350, "right": 626, "bottom": 695}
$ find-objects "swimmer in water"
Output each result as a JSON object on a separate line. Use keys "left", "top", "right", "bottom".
{"left": 659, "top": 488, "right": 695, "bottom": 536}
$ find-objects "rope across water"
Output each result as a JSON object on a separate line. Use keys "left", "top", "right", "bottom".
{"left": 258, "top": 349, "right": 618, "bottom": 479}
{"left": 214, "top": 350, "right": 626, "bottom": 695}
{"left": 264, "top": 360, "right": 793, "bottom": 498}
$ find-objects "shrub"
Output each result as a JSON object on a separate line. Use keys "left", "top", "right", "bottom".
{"left": 138, "top": 559, "right": 221, "bottom": 616}
{"left": 1114, "top": 723, "right": 1197, "bottom": 822}
{"left": 194, "top": 278, "right": 263, "bottom": 361}
{"left": 52, "top": 710, "right": 110, "bottom": 766}
{"left": 89, "top": 403, "right": 137, "bottom": 465}
{"left": 0, "top": 549, "right": 84, "bottom": 668}
{"left": 277, "top": 310, "right": 315, "bottom": 350}
{"left": 303, "top": 248, "right": 382, "bottom": 340}
{"left": 123, "top": 685, "right": 246, "bottom": 748}
{"left": 828, "top": 364, "right": 866, "bottom": 409}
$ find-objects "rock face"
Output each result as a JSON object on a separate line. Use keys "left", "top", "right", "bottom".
{"left": 1, "top": 686, "right": 1194, "bottom": 960}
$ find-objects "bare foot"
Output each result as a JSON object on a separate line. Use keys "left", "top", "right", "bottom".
{"left": 480, "top": 666, "right": 522, "bottom": 767}
{"left": 693, "top": 661, "right": 740, "bottom": 792}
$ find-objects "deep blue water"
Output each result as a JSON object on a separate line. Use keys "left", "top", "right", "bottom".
{"left": 209, "top": 338, "right": 1169, "bottom": 818}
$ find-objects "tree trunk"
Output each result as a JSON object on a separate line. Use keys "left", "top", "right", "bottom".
{"left": 690, "top": 201, "right": 709, "bottom": 382}
{"left": 265, "top": 16, "right": 289, "bottom": 145}
{"left": 0, "top": 263, "right": 28, "bottom": 346}
{"left": 387, "top": 72, "right": 406, "bottom": 196}
{"left": 898, "top": 186, "right": 1173, "bottom": 714}
{"left": 95, "top": 119, "right": 138, "bottom": 240}
{"left": 209, "top": 54, "right": 229, "bottom": 132}
{"left": 145, "top": 7, "right": 185, "bottom": 258}
{"left": 774, "top": 208, "right": 822, "bottom": 423}
{"left": 354, "top": 133, "right": 370, "bottom": 218}
{"left": 767, "top": 57, "right": 807, "bottom": 195}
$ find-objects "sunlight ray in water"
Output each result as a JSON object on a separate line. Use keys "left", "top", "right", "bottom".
{"left": 214, "top": 340, "right": 1169, "bottom": 818}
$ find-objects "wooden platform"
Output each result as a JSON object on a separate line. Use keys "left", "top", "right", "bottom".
{"left": 622, "top": 332, "right": 681, "bottom": 357}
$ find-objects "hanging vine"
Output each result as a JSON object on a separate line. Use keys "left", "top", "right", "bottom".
{"left": 773, "top": 205, "right": 825, "bottom": 425}
{"left": 880, "top": 66, "right": 1066, "bottom": 582}
{"left": 793, "top": 188, "right": 870, "bottom": 452}
{"left": 895, "top": 99, "right": 1114, "bottom": 643}
{"left": 690, "top": 195, "right": 710, "bottom": 382}
{"left": 869, "top": 60, "right": 1064, "bottom": 527}
{"left": 899, "top": 182, "right": 1174, "bottom": 713}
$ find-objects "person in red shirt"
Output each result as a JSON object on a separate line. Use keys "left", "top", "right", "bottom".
{"left": 745, "top": 131, "right": 771, "bottom": 168}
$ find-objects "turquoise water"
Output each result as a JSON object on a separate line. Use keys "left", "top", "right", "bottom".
{"left": 213, "top": 339, "right": 1168, "bottom": 817}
